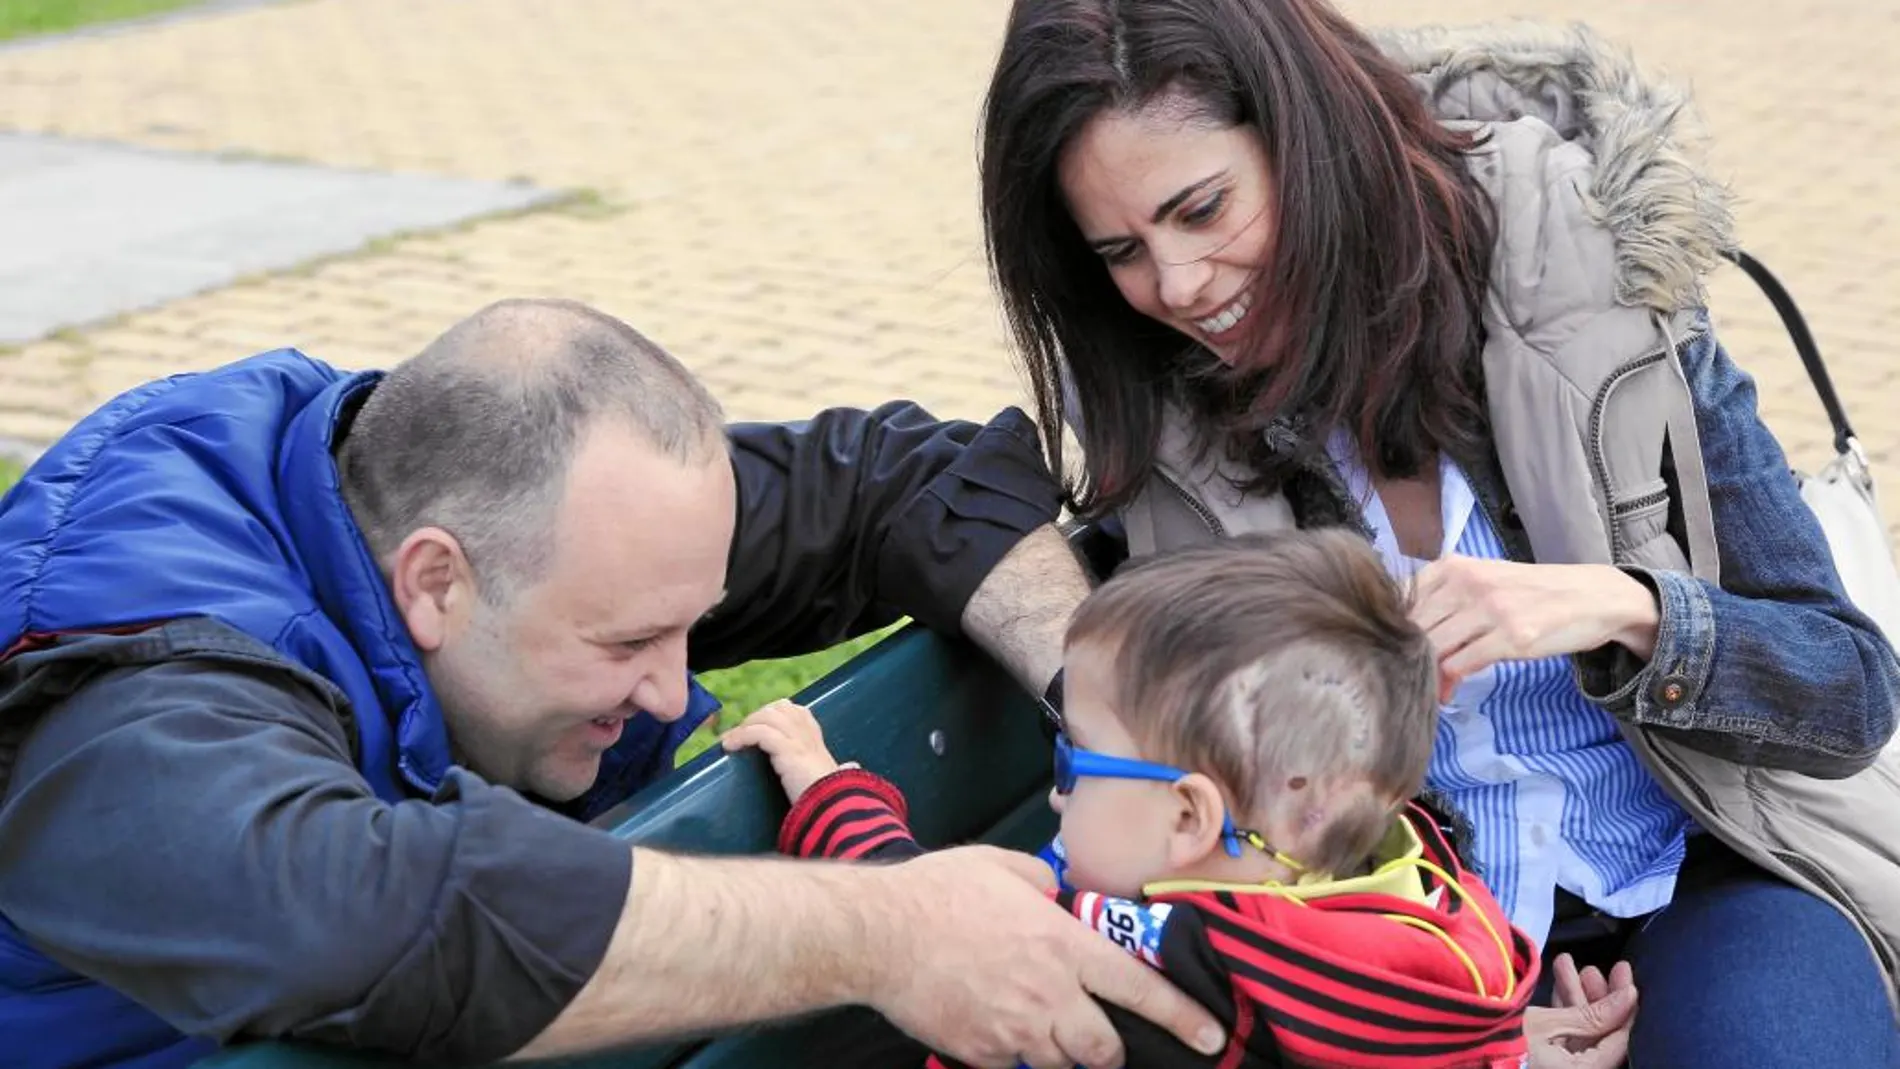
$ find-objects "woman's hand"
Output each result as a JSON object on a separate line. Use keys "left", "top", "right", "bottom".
{"left": 1411, "top": 557, "right": 1661, "bottom": 699}
{"left": 720, "top": 699, "right": 843, "bottom": 801}
{"left": 1525, "top": 954, "right": 1639, "bottom": 1068}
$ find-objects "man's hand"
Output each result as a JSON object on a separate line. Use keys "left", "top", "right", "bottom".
{"left": 862, "top": 846, "right": 1224, "bottom": 1069}
{"left": 1411, "top": 558, "right": 1661, "bottom": 700}
{"left": 720, "top": 699, "right": 841, "bottom": 801}
{"left": 1525, "top": 954, "right": 1638, "bottom": 1069}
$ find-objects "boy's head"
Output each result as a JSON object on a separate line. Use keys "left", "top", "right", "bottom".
{"left": 1052, "top": 529, "right": 1438, "bottom": 897}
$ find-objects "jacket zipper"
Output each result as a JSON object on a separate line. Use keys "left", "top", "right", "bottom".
{"left": 1646, "top": 736, "right": 1718, "bottom": 814}
{"left": 1586, "top": 329, "right": 1702, "bottom": 562}
{"left": 1612, "top": 487, "right": 1670, "bottom": 517}
{"left": 1154, "top": 469, "right": 1228, "bottom": 538}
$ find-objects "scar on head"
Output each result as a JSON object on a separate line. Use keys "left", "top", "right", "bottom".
{"left": 1302, "top": 665, "right": 1373, "bottom": 755}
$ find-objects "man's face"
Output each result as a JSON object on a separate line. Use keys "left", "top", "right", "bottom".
{"left": 425, "top": 423, "right": 735, "bottom": 801}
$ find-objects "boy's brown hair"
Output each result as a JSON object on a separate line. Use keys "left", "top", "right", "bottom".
{"left": 1067, "top": 529, "right": 1438, "bottom": 876}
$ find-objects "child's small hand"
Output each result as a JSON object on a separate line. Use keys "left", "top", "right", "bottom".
{"left": 720, "top": 699, "right": 844, "bottom": 801}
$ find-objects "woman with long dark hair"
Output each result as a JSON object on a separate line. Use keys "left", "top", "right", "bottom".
{"left": 980, "top": 1, "right": 1900, "bottom": 1064}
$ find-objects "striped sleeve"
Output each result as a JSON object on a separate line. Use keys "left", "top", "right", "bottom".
{"left": 776, "top": 767, "right": 923, "bottom": 861}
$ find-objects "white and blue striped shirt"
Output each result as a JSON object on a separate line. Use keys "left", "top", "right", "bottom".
{"left": 1328, "top": 433, "right": 1694, "bottom": 945}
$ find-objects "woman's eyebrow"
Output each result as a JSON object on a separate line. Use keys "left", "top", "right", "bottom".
{"left": 1150, "top": 174, "right": 1224, "bottom": 223}
{"left": 1086, "top": 173, "right": 1228, "bottom": 251}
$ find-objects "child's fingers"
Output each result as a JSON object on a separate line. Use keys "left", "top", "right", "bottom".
{"left": 720, "top": 721, "right": 790, "bottom": 754}
{"left": 746, "top": 700, "right": 834, "bottom": 758}
{"left": 752, "top": 699, "right": 823, "bottom": 737}
{"left": 1579, "top": 965, "right": 1609, "bottom": 1003}
{"left": 1550, "top": 953, "right": 1587, "bottom": 1009}
{"left": 1608, "top": 959, "right": 1636, "bottom": 992}
{"left": 726, "top": 700, "right": 813, "bottom": 744}
{"left": 753, "top": 698, "right": 813, "bottom": 720}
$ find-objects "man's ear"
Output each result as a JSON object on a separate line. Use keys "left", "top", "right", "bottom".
{"left": 1167, "top": 773, "right": 1230, "bottom": 869}
{"left": 389, "top": 527, "right": 476, "bottom": 652}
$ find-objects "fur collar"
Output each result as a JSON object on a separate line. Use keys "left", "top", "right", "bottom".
{"left": 1374, "top": 21, "right": 1737, "bottom": 313}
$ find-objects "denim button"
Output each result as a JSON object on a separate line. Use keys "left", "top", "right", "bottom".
{"left": 1655, "top": 675, "right": 1690, "bottom": 707}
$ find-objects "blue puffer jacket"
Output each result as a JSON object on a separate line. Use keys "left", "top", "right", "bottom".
{"left": 0, "top": 350, "right": 717, "bottom": 1069}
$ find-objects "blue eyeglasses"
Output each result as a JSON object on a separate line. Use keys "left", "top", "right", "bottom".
{"left": 1053, "top": 732, "right": 1305, "bottom": 869}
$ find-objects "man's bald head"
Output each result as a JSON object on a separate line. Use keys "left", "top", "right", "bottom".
{"left": 339, "top": 298, "right": 726, "bottom": 600}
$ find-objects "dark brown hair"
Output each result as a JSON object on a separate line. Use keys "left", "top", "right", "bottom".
{"left": 980, "top": 0, "right": 1495, "bottom": 514}
{"left": 1067, "top": 530, "right": 1438, "bottom": 875}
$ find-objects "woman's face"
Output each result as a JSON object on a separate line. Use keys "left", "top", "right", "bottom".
{"left": 1057, "top": 95, "right": 1277, "bottom": 367}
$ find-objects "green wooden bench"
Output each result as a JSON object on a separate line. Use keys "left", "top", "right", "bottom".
{"left": 199, "top": 617, "right": 1062, "bottom": 1069}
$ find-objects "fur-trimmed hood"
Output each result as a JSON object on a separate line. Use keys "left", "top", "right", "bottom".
{"left": 1373, "top": 21, "right": 1736, "bottom": 315}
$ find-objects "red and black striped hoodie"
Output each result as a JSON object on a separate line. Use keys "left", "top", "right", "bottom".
{"left": 779, "top": 768, "right": 1539, "bottom": 1069}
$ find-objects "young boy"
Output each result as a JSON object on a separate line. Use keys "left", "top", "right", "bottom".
{"left": 725, "top": 530, "right": 1540, "bottom": 1068}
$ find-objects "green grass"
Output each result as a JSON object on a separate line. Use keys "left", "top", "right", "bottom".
{"left": 677, "top": 623, "right": 903, "bottom": 765}
{"left": 0, "top": 0, "right": 204, "bottom": 42}
{"left": 0, "top": 457, "right": 21, "bottom": 492}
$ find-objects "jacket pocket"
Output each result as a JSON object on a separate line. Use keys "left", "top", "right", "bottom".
{"left": 1611, "top": 478, "right": 1683, "bottom": 572}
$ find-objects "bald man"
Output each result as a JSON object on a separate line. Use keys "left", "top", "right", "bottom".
{"left": 0, "top": 300, "right": 1219, "bottom": 1069}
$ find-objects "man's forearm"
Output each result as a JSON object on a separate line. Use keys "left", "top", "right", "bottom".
{"left": 959, "top": 524, "right": 1091, "bottom": 695}
{"left": 517, "top": 843, "right": 1229, "bottom": 1068}
{"left": 510, "top": 849, "right": 886, "bottom": 1059}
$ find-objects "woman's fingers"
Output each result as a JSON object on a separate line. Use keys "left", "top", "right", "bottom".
{"left": 1437, "top": 629, "right": 1518, "bottom": 682}
{"left": 1408, "top": 562, "right": 1464, "bottom": 634}
{"left": 1423, "top": 602, "right": 1522, "bottom": 686}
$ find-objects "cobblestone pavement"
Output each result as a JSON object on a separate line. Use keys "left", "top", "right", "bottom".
{"left": 0, "top": 0, "right": 1893, "bottom": 497}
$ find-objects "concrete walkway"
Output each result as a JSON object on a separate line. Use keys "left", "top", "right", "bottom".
{"left": 0, "top": 132, "right": 551, "bottom": 346}
{"left": 0, "top": 0, "right": 1893, "bottom": 491}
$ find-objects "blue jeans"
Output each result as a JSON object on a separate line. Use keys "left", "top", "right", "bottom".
{"left": 1543, "top": 836, "right": 1898, "bottom": 1068}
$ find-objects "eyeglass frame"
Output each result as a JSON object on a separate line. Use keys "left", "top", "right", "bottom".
{"left": 1052, "top": 731, "right": 1304, "bottom": 869}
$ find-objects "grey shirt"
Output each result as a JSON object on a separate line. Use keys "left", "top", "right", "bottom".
{"left": 0, "top": 624, "right": 630, "bottom": 1062}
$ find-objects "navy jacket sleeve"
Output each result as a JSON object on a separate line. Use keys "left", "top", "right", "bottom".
{"left": 688, "top": 402, "right": 1063, "bottom": 671}
{"left": 0, "top": 657, "right": 631, "bottom": 1062}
